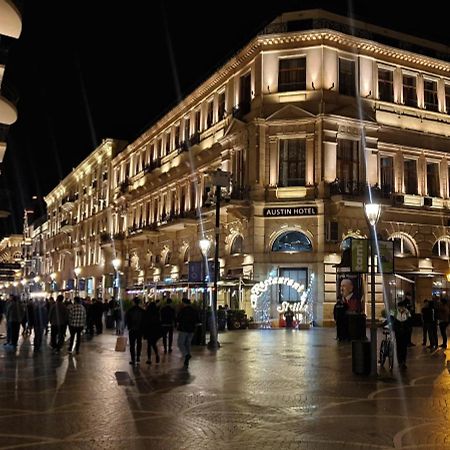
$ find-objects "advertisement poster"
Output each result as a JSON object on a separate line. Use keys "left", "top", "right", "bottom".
{"left": 377, "top": 240, "right": 394, "bottom": 274}
{"left": 336, "top": 273, "right": 363, "bottom": 313}
{"left": 351, "top": 239, "right": 369, "bottom": 273}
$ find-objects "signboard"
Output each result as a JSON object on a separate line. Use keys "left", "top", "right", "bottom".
{"left": 188, "top": 261, "right": 215, "bottom": 282}
{"left": 351, "top": 239, "right": 369, "bottom": 273}
{"left": 263, "top": 206, "right": 318, "bottom": 217}
{"left": 337, "top": 273, "right": 363, "bottom": 313}
{"left": 378, "top": 240, "right": 394, "bottom": 274}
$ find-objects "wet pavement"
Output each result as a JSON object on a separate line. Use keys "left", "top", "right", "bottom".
{"left": 0, "top": 326, "right": 449, "bottom": 449}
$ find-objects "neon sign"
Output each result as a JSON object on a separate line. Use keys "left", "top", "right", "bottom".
{"left": 250, "top": 276, "right": 305, "bottom": 308}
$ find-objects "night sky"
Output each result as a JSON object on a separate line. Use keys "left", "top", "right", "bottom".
{"left": 2, "top": 0, "right": 450, "bottom": 235}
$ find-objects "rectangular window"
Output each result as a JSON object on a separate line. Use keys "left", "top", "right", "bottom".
{"left": 218, "top": 91, "right": 226, "bottom": 120}
{"left": 404, "top": 159, "right": 418, "bottom": 194}
{"left": 427, "top": 162, "right": 440, "bottom": 197}
{"left": 184, "top": 117, "right": 190, "bottom": 141}
{"left": 403, "top": 75, "right": 417, "bottom": 107}
{"left": 195, "top": 110, "right": 201, "bottom": 133}
{"left": 278, "top": 268, "right": 308, "bottom": 303}
{"left": 278, "top": 139, "right": 306, "bottom": 187}
{"left": 445, "top": 84, "right": 450, "bottom": 115}
{"left": 378, "top": 68, "right": 394, "bottom": 102}
{"left": 380, "top": 156, "right": 394, "bottom": 195}
{"left": 165, "top": 132, "right": 171, "bottom": 155}
{"left": 339, "top": 58, "right": 356, "bottom": 97}
{"left": 239, "top": 72, "right": 251, "bottom": 114}
{"left": 174, "top": 125, "right": 180, "bottom": 148}
{"left": 278, "top": 57, "right": 306, "bottom": 92}
{"left": 424, "top": 80, "right": 439, "bottom": 112}
{"left": 337, "top": 139, "right": 359, "bottom": 192}
{"left": 206, "top": 101, "right": 214, "bottom": 128}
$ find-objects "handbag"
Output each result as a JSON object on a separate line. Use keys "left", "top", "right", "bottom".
{"left": 115, "top": 335, "right": 127, "bottom": 352}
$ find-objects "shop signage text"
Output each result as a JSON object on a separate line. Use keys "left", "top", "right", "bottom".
{"left": 263, "top": 206, "right": 318, "bottom": 217}
{"left": 251, "top": 276, "right": 305, "bottom": 308}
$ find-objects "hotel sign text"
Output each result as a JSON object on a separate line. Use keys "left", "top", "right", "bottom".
{"left": 263, "top": 206, "right": 318, "bottom": 217}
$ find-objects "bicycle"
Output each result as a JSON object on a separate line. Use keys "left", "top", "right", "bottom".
{"left": 379, "top": 327, "right": 394, "bottom": 371}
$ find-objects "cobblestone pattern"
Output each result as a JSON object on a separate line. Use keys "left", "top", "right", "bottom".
{"left": 0, "top": 328, "right": 449, "bottom": 449}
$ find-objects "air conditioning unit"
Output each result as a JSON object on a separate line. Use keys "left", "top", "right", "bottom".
{"left": 423, "top": 197, "right": 433, "bottom": 207}
{"left": 326, "top": 220, "right": 339, "bottom": 242}
{"left": 393, "top": 195, "right": 404, "bottom": 205}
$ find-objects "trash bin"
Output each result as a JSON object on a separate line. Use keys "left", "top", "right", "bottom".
{"left": 352, "top": 340, "right": 371, "bottom": 375}
{"left": 348, "top": 313, "right": 367, "bottom": 340}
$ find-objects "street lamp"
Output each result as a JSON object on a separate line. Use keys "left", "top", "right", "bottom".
{"left": 50, "top": 272, "right": 56, "bottom": 294}
{"left": 199, "top": 237, "right": 211, "bottom": 346}
{"left": 205, "top": 169, "right": 231, "bottom": 350}
{"left": 112, "top": 257, "right": 121, "bottom": 300}
{"left": 364, "top": 202, "right": 381, "bottom": 377}
{"left": 74, "top": 267, "right": 81, "bottom": 296}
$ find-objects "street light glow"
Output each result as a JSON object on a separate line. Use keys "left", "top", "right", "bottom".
{"left": 199, "top": 238, "right": 211, "bottom": 257}
{"left": 112, "top": 258, "right": 121, "bottom": 271}
{"left": 364, "top": 203, "right": 381, "bottom": 226}
{"left": 74, "top": 267, "right": 82, "bottom": 277}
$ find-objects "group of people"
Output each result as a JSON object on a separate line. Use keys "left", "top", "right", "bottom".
{"left": 125, "top": 296, "right": 199, "bottom": 368}
{"left": 2, "top": 294, "right": 88, "bottom": 354}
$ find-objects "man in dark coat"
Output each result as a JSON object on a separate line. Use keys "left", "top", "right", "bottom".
{"left": 125, "top": 297, "right": 145, "bottom": 365}
{"left": 177, "top": 297, "right": 199, "bottom": 367}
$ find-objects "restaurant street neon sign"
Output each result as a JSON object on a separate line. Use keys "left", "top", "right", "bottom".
{"left": 251, "top": 276, "right": 305, "bottom": 308}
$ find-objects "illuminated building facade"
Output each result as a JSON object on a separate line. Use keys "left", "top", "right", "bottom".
{"left": 36, "top": 10, "right": 450, "bottom": 324}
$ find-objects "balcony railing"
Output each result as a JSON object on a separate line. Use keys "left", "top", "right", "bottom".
{"left": 144, "top": 159, "right": 162, "bottom": 174}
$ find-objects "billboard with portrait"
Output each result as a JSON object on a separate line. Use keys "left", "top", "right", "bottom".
{"left": 336, "top": 273, "right": 364, "bottom": 313}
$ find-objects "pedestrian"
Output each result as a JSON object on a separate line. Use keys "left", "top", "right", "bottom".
{"left": 391, "top": 300, "right": 411, "bottom": 370}
{"left": 422, "top": 299, "right": 438, "bottom": 351}
{"left": 143, "top": 302, "right": 162, "bottom": 364}
{"left": 160, "top": 297, "right": 176, "bottom": 353}
{"left": 6, "top": 295, "right": 24, "bottom": 347}
{"left": 403, "top": 292, "right": 415, "bottom": 346}
{"left": 438, "top": 297, "right": 449, "bottom": 349}
{"left": 48, "top": 294, "right": 69, "bottom": 352}
{"left": 284, "top": 306, "right": 295, "bottom": 328}
{"left": 333, "top": 296, "right": 348, "bottom": 341}
{"left": 30, "top": 299, "right": 48, "bottom": 352}
{"left": 177, "top": 297, "right": 199, "bottom": 368}
{"left": 125, "top": 297, "right": 145, "bottom": 366}
{"left": 68, "top": 296, "right": 87, "bottom": 354}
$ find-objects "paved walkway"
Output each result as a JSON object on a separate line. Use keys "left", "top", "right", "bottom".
{"left": 0, "top": 327, "right": 449, "bottom": 449}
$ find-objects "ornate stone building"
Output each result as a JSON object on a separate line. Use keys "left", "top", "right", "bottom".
{"left": 36, "top": 9, "right": 450, "bottom": 324}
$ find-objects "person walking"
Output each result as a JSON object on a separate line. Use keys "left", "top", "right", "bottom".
{"left": 143, "top": 302, "right": 162, "bottom": 364}
{"left": 160, "top": 297, "right": 176, "bottom": 353}
{"left": 177, "top": 297, "right": 199, "bottom": 368}
{"left": 125, "top": 297, "right": 145, "bottom": 366}
{"left": 68, "top": 296, "right": 87, "bottom": 354}
{"left": 438, "top": 297, "right": 449, "bottom": 349}
{"left": 6, "top": 295, "right": 24, "bottom": 347}
{"left": 391, "top": 300, "right": 411, "bottom": 370}
{"left": 30, "top": 299, "right": 48, "bottom": 352}
{"left": 48, "top": 295, "right": 69, "bottom": 352}
{"left": 422, "top": 299, "right": 438, "bottom": 351}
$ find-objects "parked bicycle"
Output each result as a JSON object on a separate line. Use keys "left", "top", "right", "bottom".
{"left": 379, "top": 327, "right": 394, "bottom": 371}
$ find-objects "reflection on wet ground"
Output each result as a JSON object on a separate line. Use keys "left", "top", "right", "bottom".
{"left": 0, "top": 327, "right": 448, "bottom": 449}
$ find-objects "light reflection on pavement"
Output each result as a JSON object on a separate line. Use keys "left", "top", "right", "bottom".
{"left": 0, "top": 327, "right": 448, "bottom": 449}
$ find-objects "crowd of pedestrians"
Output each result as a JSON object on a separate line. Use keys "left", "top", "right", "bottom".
{"left": 0, "top": 293, "right": 201, "bottom": 369}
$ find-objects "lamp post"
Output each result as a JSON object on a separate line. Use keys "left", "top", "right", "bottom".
{"left": 205, "top": 169, "right": 231, "bottom": 350}
{"left": 199, "top": 237, "right": 211, "bottom": 346}
{"left": 364, "top": 202, "right": 382, "bottom": 377}
{"left": 74, "top": 267, "right": 81, "bottom": 297}
{"left": 112, "top": 257, "right": 121, "bottom": 300}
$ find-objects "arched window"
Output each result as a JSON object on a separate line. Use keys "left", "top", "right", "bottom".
{"left": 432, "top": 237, "right": 450, "bottom": 259}
{"left": 230, "top": 235, "right": 243, "bottom": 255}
{"left": 272, "top": 231, "right": 312, "bottom": 252}
{"left": 389, "top": 233, "right": 416, "bottom": 257}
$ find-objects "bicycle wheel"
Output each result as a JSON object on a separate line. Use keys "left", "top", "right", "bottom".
{"left": 379, "top": 341, "right": 387, "bottom": 367}
{"left": 388, "top": 341, "right": 394, "bottom": 371}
